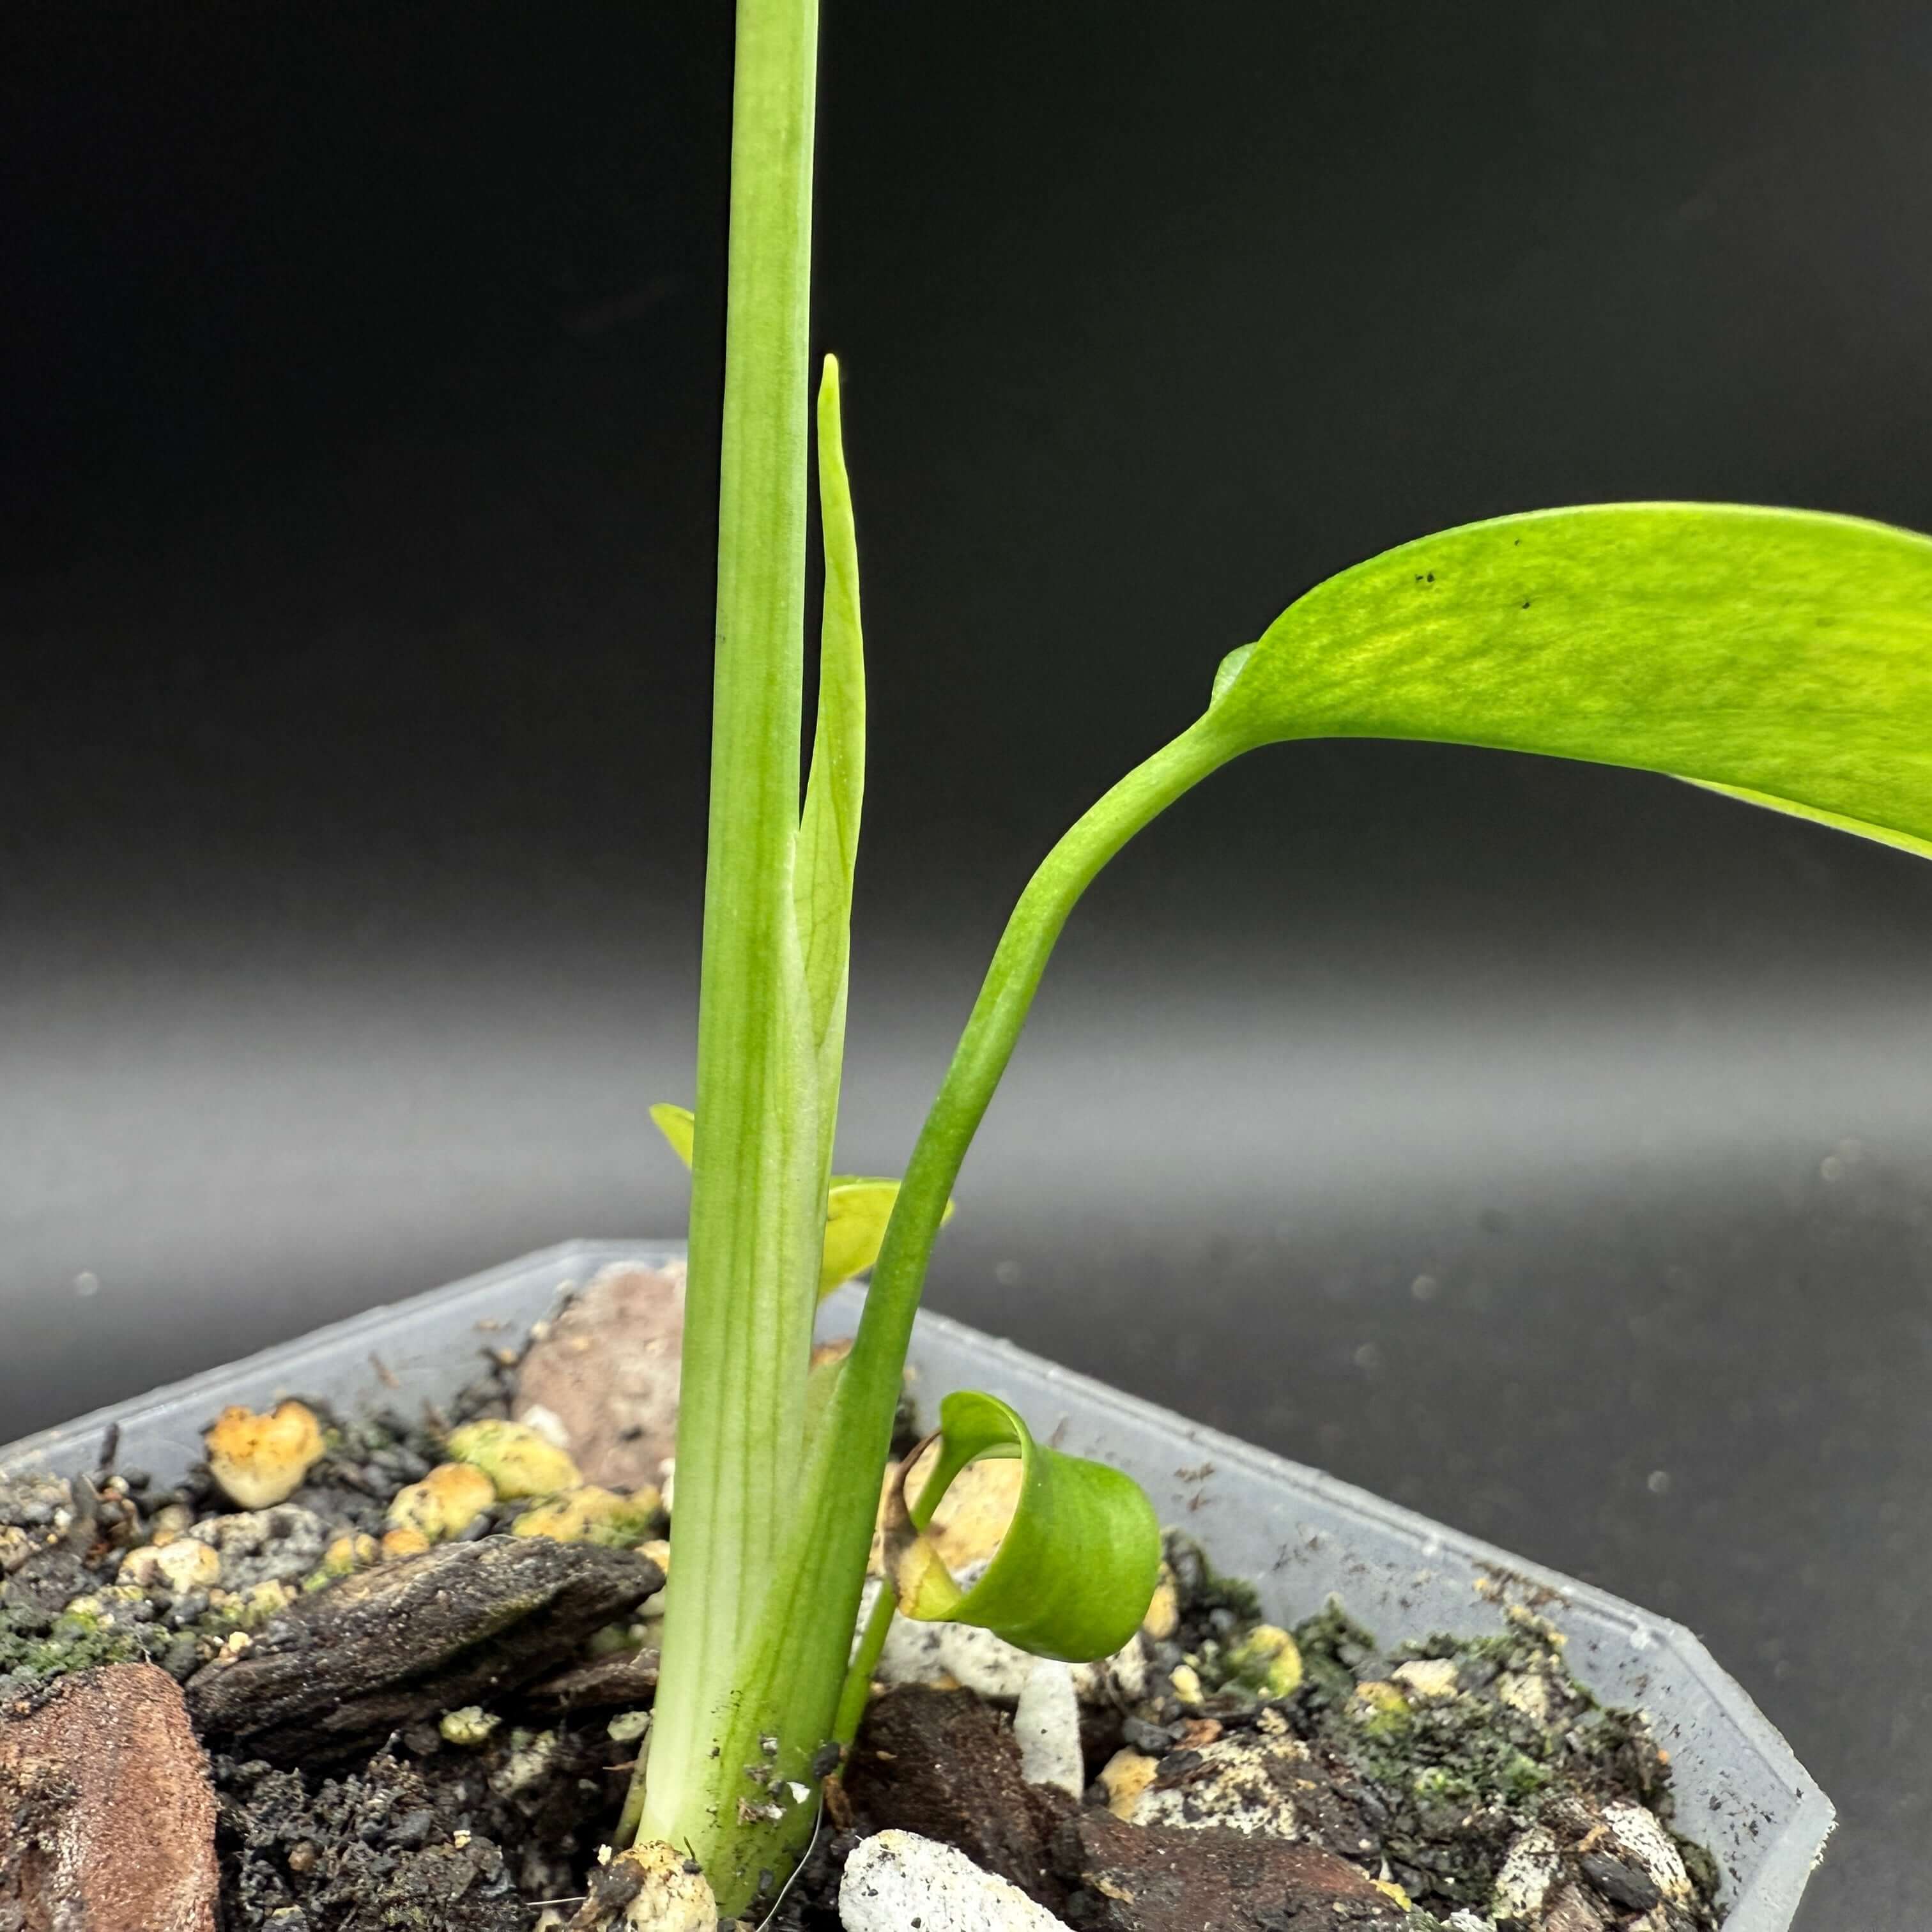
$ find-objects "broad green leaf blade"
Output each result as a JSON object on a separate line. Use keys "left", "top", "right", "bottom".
{"left": 654, "top": 1107, "right": 955, "bottom": 1297}
{"left": 795, "top": 355, "right": 867, "bottom": 1185}
{"left": 890, "top": 1390, "right": 1160, "bottom": 1662}
{"left": 821, "top": 1177, "right": 956, "bottom": 1300}
{"left": 1206, "top": 504, "right": 1932, "bottom": 854}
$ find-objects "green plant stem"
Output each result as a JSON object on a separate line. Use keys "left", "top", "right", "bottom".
{"left": 742, "top": 715, "right": 1239, "bottom": 1771}
{"left": 845, "top": 714, "right": 1235, "bottom": 1439}
{"left": 634, "top": 0, "right": 821, "bottom": 1891}
{"left": 625, "top": 712, "right": 1236, "bottom": 1908}
{"left": 836, "top": 1585, "right": 898, "bottom": 1745}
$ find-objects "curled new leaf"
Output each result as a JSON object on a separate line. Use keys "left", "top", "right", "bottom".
{"left": 883, "top": 1390, "right": 1161, "bottom": 1663}
{"left": 1204, "top": 503, "right": 1932, "bottom": 857}
{"left": 650, "top": 1103, "right": 954, "bottom": 1297}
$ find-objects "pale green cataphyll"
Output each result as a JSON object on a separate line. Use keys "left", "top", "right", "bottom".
{"left": 625, "top": 0, "right": 1932, "bottom": 1912}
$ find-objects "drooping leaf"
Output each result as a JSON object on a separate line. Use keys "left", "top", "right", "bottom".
{"left": 1204, "top": 503, "right": 1932, "bottom": 855}
{"left": 794, "top": 355, "right": 867, "bottom": 1187}
{"left": 883, "top": 1390, "right": 1160, "bottom": 1662}
{"left": 652, "top": 1104, "right": 954, "bottom": 1298}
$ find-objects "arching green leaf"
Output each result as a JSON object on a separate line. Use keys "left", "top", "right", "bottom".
{"left": 652, "top": 1104, "right": 954, "bottom": 1298}
{"left": 1206, "top": 503, "right": 1932, "bottom": 855}
{"left": 884, "top": 1390, "right": 1160, "bottom": 1662}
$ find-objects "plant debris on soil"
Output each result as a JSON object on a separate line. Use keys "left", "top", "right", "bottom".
{"left": 0, "top": 1263, "right": 1728, "bottom": 1932}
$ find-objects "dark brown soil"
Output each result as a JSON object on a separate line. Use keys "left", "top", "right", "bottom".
{"left": 211, "top": 1727, "right": 634, "bottom": 1930}
{"left": 1, "top": 1335, "right": 1726, "bottom": 1931}
{"left": 763, "top": 1538, "right": 1722, "bottom": 1931}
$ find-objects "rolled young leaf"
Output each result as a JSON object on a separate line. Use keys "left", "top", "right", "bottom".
{"left": 1204, "top": 503, "right": 1932, "bottom": 855}
{"left": 884, "top": 1390, "right": 1161, "bottom": 1662}
{"left": 795, "top": 356, "right": 868, "bottom": 1188}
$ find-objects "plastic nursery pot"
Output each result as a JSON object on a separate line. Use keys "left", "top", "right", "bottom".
{"left": 1, "top": 1239, "right": 1830, "bottom": 1930}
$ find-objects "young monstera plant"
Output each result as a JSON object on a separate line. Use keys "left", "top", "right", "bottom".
{"left": 624, "top": 0, "right": 1932, "bottom": 1911}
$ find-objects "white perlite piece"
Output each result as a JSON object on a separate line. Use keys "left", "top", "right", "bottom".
{"left": 839, "top": 1831, "right": 1073, "bottom": 1932}
{"left": 1494, "top": 1669, "right": 1554, "bottom": 1724}
{"left": 1600, "top": 1800, "right": 1694, "bottom": 1903}
{"left": 1013, "top": 1660, "right": 1083, "bottom": 1797}
{"left": 1130, "top": 1727, "right": 1315, "bottom": 1837}
{"left": 517, "top": 1401, "right": 573, "bottom": 1448}
{"left": 1391, "top": 1657, "right": 1460, "bottom": 1703}
{"left": 927, "top": 1621, "right": 1038, "bottom": 1699}
{"left": 1491, "top": 1823, "right": 1562, "bottom": 1921}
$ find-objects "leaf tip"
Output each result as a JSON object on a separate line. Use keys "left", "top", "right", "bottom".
{"left": 648, "top": 1102, "right": 696, "bottom": 1170}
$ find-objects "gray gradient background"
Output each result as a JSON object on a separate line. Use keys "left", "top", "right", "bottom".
{"left": 5, "top": 4, "right": 1931, "bottom": 1924}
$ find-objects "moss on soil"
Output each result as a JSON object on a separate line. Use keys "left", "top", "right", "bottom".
{"left": 0, "top": 1595, "right": 168, "bottom": 1687}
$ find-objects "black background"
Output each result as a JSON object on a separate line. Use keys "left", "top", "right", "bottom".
{"left": 6, "top": 5, "right": 1931, "bottom": 1924}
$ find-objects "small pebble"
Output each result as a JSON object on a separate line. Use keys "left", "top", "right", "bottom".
{"left": 204, "top": 1402, "right": 326, "bottom": 1510}
{"left": 1140, "top": 1573, "right": 1179, "bottom": 1641}
{"left": 1390, "top": 1657, "right": 1459, "bottom": 1703}
{"left": 1492, "top": 1825, "right": 1562, "bottom": 1922}
{"left": 839, "top": 1830, "right": 1073, "bottom": 1932}
{"left": 440, "top": 1706, "right": 502, "bottom": 1747}
{"left": 1600, "top": 1800, "right": 1693, "bottom": 1904}
{"left": 1098, "top": 1747, "right": 1158, "bottom": 1819}
{"left": 1131, "top": 1726, "right": 1315, "bottom": 1836}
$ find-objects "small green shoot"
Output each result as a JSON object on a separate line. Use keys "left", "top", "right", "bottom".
{"left": 650, "top": 1102, "right": 954, "bottom": 1296}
